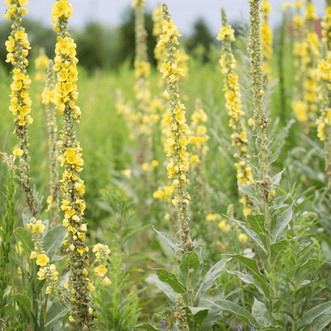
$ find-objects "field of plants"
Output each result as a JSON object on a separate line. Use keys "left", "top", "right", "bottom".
{"left": 1, "top": 0, "right": 331, "bottom": 330}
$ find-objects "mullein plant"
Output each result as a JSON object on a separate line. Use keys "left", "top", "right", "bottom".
{"left": 52, "top": 0, "right": 94, "bottom": 327}
{"left": 43, "top": 60, "right": 60, "bottom": 228}
{"left": 218, "top": 9, "right": 254, "bottom": 217}
{"left": 322, "top": 0, "right": 331, "bottom": 50}
{"left": 260, "top": 0, "right": 273, "bottom": 81}
{"left": 132, "top": 0, "right": 153, "bottom": 166}
{"left": 292, "top": 0, "right": 307, "bottom": 123}
{"left": 4, "top": 0, "right": 37, "bottom": 218}
{"left": 219, "top": 1, "right": 331, "bottom": 328}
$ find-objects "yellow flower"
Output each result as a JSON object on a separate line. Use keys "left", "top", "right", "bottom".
{"left": 94, "top": 265, "right": 108, "bottom": 277}
{"left": 102, "top": 276, "right": 112, "bottom": 286}
{"left": 88, "top": 283, "right": 95, "bottom": 291}
{"left": 36, "top": 254, "right": 49, "bottom": 267}
{"left": 37, "top": 268, "right": 46, "bottom": 280}
{"left": 89, "top": 307, "right": 94, "bottom": 314}
{"left": 69, "top": 316, "right": 76, "bottom": 323}
{"left": 218, "top": 219, "right": 227, "bottom": 229}
{"left": 142, "top": 163, "right": 149, "bottom": 171}
{"left": 13, "top": 146, "right": 23, "bottom": 157}
{"left": 153, "top": 190, "right": 164, "bottom": 199}
{"left": 46, "top": 286, "right": 52, "bottom": 294}
{"left": 121, "top": 169, "right": 131, "bottom": 178}
{"left": 238, "top": 233, "right": 248, "bottom": 242}
{"left": 151, "top": 160, "right": 159, "bottom": 167}
{"left": 30, "top": 251, "right": 37, "bottom": 259}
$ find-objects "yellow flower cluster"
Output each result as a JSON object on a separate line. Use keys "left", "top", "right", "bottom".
{"left": 316, "top": 52, "right": 331, "bottom": 141}
{"left": 188, "top": 104, "right": 209, "bottom": 164}
{"left": 52, "top": 0, "right": 93, "bottom": 325}
{"left": 35, "top": 49, "right": 49, "bottom": 82}
{"left": 304, "top": 2, "right": 318, "bottom": 21}
{"left": 157, "top": 4, "right": 193, "bottom": 252}
{"left": 260, "top": 0, "right": 273, "bottom": 78}
{"left": 322, "top": 7, "right": 331, "bottom": 50}
{"left": 26, "top": 218, "right": 66, "bottom": 304}
{"left": 152, "top": 5, "right": 163, "bottom": 37}
{"left": 219, "top": 8, "right": 253, "bottom": 217}
{"left": 92, "top": 244, "right": 111, "bottom": 286}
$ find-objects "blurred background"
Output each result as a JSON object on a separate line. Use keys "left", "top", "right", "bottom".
{"left": 0, "top": 0, "right": 326, "bottom": 73}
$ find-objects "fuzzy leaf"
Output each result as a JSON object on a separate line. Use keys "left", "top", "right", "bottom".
{"left": 148, "top": 274, "right": 177, "bottom": 307}
{"left": 186, "top": 307, "right": 209, "bottom": 329}
{"left": 154, "top": 228, "right": 183, "bottom": 255}
{"left": 226, "top": 269, "right": 264, "bottom": 295}
{"left": 209, "top": 300, "right": 258, "bottom": 326}
{"left": 246, "top": 214, "right": 266, "bottom": 244}
{"left": 238, "top": 182, "right": 256, "bottom": 196}
{"left": 270, "top": 240, "right": 287, "bottom": 266}
{"left": 252, "top": 298, "right": 271, "bottom": 327}
{"left": 44, "top": 226, "right": 66, "bottom": 259}
{"left": 22, "top": 209, "right": 31, "bottom": 227}
{"left": 299, "top": 301, "right": 331, "bottom": 328}
{"left": 155, "top": 269, "right": 186, "bottom": 294}
{"left": 45, "top": 302, "right": 67, "bottom": 328}
{"left": 272, "top": 205, "right": 293, "bottom": 243}
{"left": 195, "top": 258, "right": 231, "bottom": 301}
{"left": 271, "top": 169, "right": 285, "bottom": 186}
{"left": 269, "top": 141, "right": 284, "bottom": 164}
{"left": 179, "top": 251, "right": 200, "bottom": 284}
{"left": 134, "top": 323, "right": 163, "bottom": 331}
{"left": 15, "top": 228, "right": 33, "bottom": 255}
{"left": 229, "top": 255, "right": 269, "bottom": 296}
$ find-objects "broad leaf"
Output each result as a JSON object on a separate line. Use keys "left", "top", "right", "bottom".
{"left": 271, "top": 169, "right": 285, "bottom": 186}
{"left": 238, "top": 182, "right": 256, "bottom": 196}
{"left": 209, "top": 300, "right": 258, "bottom": 326}
{"left": 272, "top": 205, "right": 293, "bottom": 242}
{"left": 252, "top": 298, "right": 271, "bottom": 327}
{"left": 148, "top": 274, "right": 177, "bottom": 307}
{"left": 195, "top": 258, "right": 231, "bottom": 301}
{"left": 22, "top": 209, "right": 31, "bottom": 227}
{"left": 226, "top": 270, "right": 264, "bottom": 295}
{"left": 179, "top": 251, "right": 200, "bottom": 285}
{"left": 300, "top": 301, "right": 331, "bottom": 327}
{"left": 45, "top": 302, "right": 67, "bottom": 328}
{"left": 270, "top": 240, "right": 287, "bottom": 266}
{"left": 44, "top": 226, "right": 66, "bottom": 258}
{"left": 269, "top": 141, "right": 284, "bottom": 164}
{"left": 247, "top": 214, "right": 266, "bottom": 244}
{"left": 134, "top": 323, "right": 162, "bottom": 331}
{"left": 229, "top": 255, "right": 269, "bottom": 296}
{"left": 186, "top": 307, "right": 209, "bottom": 329}
{"left": 155, "top": 269, "right": 186, "bottom": 294}
{"left": 15, "top": 228, "right": 33, "bottom": 255}
{"left": 154, "top": 228, "right": 183, "bottom": 255}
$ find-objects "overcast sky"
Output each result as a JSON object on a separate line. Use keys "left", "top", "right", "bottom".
{"left": 0, "top": 0, "right": 326, "bottom": 36}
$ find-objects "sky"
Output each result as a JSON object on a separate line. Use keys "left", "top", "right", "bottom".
{"left": 0, "top": 0, "right": 326, "bottom": 36}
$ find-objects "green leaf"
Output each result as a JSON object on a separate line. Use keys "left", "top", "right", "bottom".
{"left": 229, "top": 217, "right": 266, "bottom": 254}
{"left": 22, "top": 209, "right": 31, "bottom": 227}
{"left": 299, "top": 301, "right": 331, "bottom": 328}
{"left": 187, "top": 307, "right": 209, "bottom": 329}
{"left": 238, "top": 182, "right": 256, "bottom": 196}
{"left": 209, "top": 300, "right": 258, "bottom": 326}
{"left": 271, "top": 169, "right": 285, "bottom": 186}
{"left": 270, "top": 240, "right": 287, "bottom": 266}
{"left": 310, "top": 311, "right": 331, "bottom": 331}
{"left": 252, "top": 298, "right": 271, "bottom": 327}
{"left": 226, "top": 270, "right": 264, "bottom": 295}
{"left": 269, "top": 141, "right": 284, "bottom": 164}
{"left": 45, "top": 302, "right": 67, "bottom": 328}
{"left": 272, "top": 205, "right": 293, "bottom": 242}
{"left": 179, "top": 251, "right": 200, "bottom": 284}
{"left": 154, "top": 228, "right": 183, "bottom": 255}
{"left": 44, "top": 226, "right": 66, "bottom": 259}
{"left": 148, "top": 274, "right": 177, "bottom": 307}
{"left": 196, "top": 258, "right": 231, "bottom": 301}
{"left": 135, "top": 323, "right": 162, "bottom": 331}
{"left": 155, "top": 269, "right": 186, "bottom": 294}
{"left": 229, "top": 255, "right": 269, "bottom": 296}
{"left": 247, "top": 214, "right": 266, "bottom": 244}
{"left": 15, "top": 228, "right": 33, "bottom": 255}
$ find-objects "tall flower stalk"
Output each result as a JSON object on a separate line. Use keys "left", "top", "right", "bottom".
{"left": 4, "top": 0, "right": 37, "bottom": 217}
{"left": 132, "top": 0, "right": 152, "bottom": 166}
{"left": 248, "top": 0, "right": 273, "bottom": 265}
{"left": 52, "top": 0, "right": 93, "bottom": 327}
{"left": 218, "top": 8, "right": 254, "bottom": 217}
{"left": 157, "top": 3, "right": 193, "bottom": 252}
{"left": 43, "top": 60, "right": 60, "bottom": 227}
